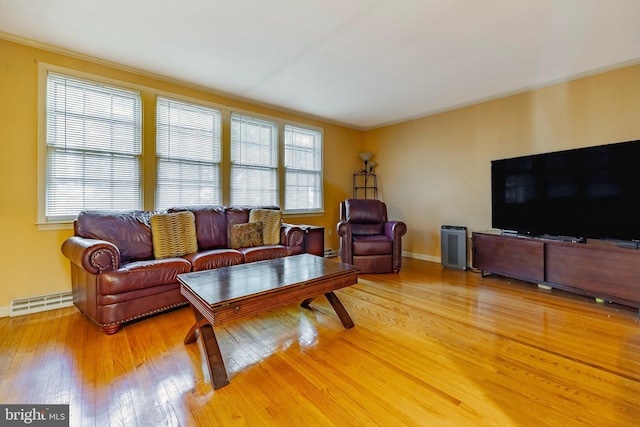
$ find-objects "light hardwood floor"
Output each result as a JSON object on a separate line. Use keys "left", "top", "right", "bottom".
{"left": 1, "top": 258, "right": 639, "bottom": 426}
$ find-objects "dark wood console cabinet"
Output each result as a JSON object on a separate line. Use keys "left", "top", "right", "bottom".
{"left": 472, "top": 232, "right": 640, "bottom": 313}
{"left": 298, "top": 225, "right": 325, "bottom": 257}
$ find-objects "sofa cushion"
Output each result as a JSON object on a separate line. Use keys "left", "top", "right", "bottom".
{"left": 242, "top": 246, "right": 289, "bottom": 263}
{"left": 98, "top": 258, "right": 192, "bottom": 295}
{"left": 150, "top": 211, "right": 198, "bottom": 259}
{"left": 229, "top": 222, "right": 263, "bottom": 249}
{"left": 77, "top": 210, "right": 153, "bottom": 262}
{"left": 249, "top": 208, "right": 282, "bottom": 245}
{"left": 183, "top": 249, "right": 244, "bottom": 272}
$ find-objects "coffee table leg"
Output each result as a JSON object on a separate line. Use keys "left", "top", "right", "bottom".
{"left": 301, "top": 297, "right": 315, "bottom": 308}
{"left": 199, "top": 323, "right": 230, "bottom": 389}
{"left": 324, "top": 292, "right": 355, "bottom": 329}
{"left": 184, "top": 318, "right": 209, "bottom": 344}
{"left": 186, "top": 308, "right": 230, "bottom": 389}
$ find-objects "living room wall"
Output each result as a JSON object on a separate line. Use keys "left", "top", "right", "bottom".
{"left": 363, "top": 63, "right": 640, "bottom": 263}
{"left": 2, "top": 35, "right": 639, "bottom": 314}
{"left": 0, "top": 37, "right": 362, "bottom": 313}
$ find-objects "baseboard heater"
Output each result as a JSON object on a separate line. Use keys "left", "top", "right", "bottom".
{"left": 10, "top": 291, "right": 73, "bottom": 317}
{"left": 324, "top": 248, "right": 340, "bottom": 258}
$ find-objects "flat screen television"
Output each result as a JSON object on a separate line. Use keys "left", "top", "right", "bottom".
{"left": 491, "top": 139, "right": 640, "bottom": 242}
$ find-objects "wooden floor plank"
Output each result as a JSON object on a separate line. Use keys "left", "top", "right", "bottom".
{"left": 1, "top": 257, "right": 639, "bottom": 426}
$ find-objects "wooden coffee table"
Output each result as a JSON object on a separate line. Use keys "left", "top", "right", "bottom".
{"left": 177, "top": 253, "right": 359, "bottom": 389}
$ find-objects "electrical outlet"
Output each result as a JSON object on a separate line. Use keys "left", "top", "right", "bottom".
{"left": 328, "top": 229, "right": 332, "bottom": 237}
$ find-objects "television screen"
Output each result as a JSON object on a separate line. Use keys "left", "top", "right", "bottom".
{"left": 491, "top": 139, "right": 640, "bottom": 242}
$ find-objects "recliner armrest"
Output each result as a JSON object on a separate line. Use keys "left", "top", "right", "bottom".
{"left": 336, "top": 220, "right": 352, "bottom": 238}
{"left": 385, "top": 221, "right": 407, "bottom": 240}
{"left": 386, "top": 221, "right": 407, "bottom": 273}
{"left": 336, "top": 221, "right": 354, "bottom": 264}
{"left": 61, "top": 236, "right": 120, "bottom": 274}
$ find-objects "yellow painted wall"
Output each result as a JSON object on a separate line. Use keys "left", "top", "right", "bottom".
{"left": 0, "top": 38, "right": 362, "bottom": 310}
{"left": 3, "top": 34, "right": 639, "bottom": 311}
{"left": 363, "top": 64, "right": 640, "bottom": 262}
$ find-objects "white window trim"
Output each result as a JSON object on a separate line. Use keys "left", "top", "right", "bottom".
{"left": 281, "top": 124, "right": 324, "bottom": 214}
{"left": 229, "top": 108, "right": 325, "bottom": 214}
{"left": 229, "top": 112, "right": 279, "bottom": 207}
{"left": 36, "top": 63, "right": 149, "bottom": 230}
{"left": 156, "top": 96, "right": 223, "bottom": 210}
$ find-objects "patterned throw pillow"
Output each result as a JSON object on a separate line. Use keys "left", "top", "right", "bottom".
{"left": 150, "top": 211, "right": 198, "bottom": 259}
{"left": 229, "top": 222, "right": 264, "bottom": 249}
{"left": 248, "top": 209, "right": 282, "bottom": 245}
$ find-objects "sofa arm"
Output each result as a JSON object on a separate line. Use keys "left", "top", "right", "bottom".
{"left": 280, "top": 224, "right": 305, "bottom": 248}
{"left": 61, "top": 236, "right": 120, "bottom": 274}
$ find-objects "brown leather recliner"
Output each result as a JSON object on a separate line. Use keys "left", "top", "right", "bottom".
{"left": 337, "top": 199, "right": 407, "bottom": 274}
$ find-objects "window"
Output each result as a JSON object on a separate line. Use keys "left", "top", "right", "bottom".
{"left": 45, "top": 72, "right": 142, "bottom": 221}
{"left": 156, "top": 97, "right": 222, "bottom": 210}
{"left": 40, "top": 67, "right": 325, "bottom": 226}
{"left": 284, "top": 125, "right": 323, "bottom": 211}
{"left": 230, "top": 113, "right": 278, "bottom": 206}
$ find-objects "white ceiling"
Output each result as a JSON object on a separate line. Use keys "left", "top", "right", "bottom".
{"left": 1, "top": 0, "right": 640, "bottom": 130}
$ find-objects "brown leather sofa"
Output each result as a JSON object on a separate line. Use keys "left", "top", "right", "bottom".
{"left": 337, "top": 199, "right": 407, "bottom": 274}
{"left": 61, "top": 206, "right": 305, "bottom": 334}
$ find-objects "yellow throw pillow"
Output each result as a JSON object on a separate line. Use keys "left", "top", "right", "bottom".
{"left": 229, "top": 222, "right": 263, "bottom": 249}
{"left": 150, "top": 211, "right": 198, "bottom": 259}
{"left": 249, "top": 209, "right": 282, "bottom": 245}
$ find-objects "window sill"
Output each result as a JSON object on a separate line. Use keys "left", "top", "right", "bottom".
{"left": 283, "top": 210, "right": 325, "bottom": 220}
{"left": 36, "top": 221, "right": 74, "bottom": 231}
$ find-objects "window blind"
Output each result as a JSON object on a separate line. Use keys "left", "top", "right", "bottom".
{"left": 45, "top": 72, "right": 142, "bottom": 221}
{"left": 230, "top": 113, "right": 278, "bottom": 206}
{"left": 284, "top": 125, "right": 322, "bottom": 211}
{"left": 156, "top": 97, "right": 222, "bottom": 210}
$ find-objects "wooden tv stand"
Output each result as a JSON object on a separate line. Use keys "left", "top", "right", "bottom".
{"left": 472, "top": 232, "right": 640, "bottom": 315}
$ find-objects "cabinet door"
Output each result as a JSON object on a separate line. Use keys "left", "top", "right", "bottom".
{"left": 473, "top": 233, "right": 544, "bottom": 283}
{"left": 546, "top": 243, "right": 640, "bottom": 302}
{"left": 304, "top": 227, "right": 325, "bottom": 257}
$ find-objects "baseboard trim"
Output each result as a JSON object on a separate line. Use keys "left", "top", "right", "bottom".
{"left": 403, "top": 251, "right": 440, "bottom": 264}
{"left": 0, "top": 305, "right": 9, "bottom": 318}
